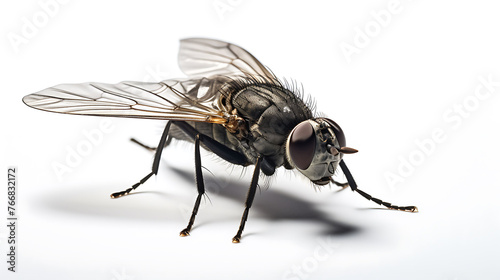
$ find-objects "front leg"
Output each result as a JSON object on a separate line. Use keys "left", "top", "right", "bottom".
{"left": 331, "top": 178, "right": 349, "bottom": 190}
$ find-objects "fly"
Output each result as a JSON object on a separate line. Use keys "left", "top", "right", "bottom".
{"left": 23, "top": 38, "right": 417, "bottom": 243}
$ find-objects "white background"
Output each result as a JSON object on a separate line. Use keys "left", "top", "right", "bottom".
{"left": 1, "top": 0, "right": 500, "bottom": 279}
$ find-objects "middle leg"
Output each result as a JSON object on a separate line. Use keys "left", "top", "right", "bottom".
{"left": 232, "top": 156, "right": 263, "bottom": 243}
{"left": 179, "top": 134, "right": 205, "bottom": 237}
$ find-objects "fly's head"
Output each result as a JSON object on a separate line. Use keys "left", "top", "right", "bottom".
{"left": 285, "top": 118, "right": 358, "bottom": 186}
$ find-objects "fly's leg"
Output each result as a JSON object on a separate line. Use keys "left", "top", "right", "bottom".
{"left": 110, "top": 122, "right": 172, "bottom": 198}
{"left": 232, "top": 156, "right": 263, "bottom": 243}
{"left": 339, "top": 160, "right": 418, "bottom": 212}
{"left": 130, "top": 138, "right": 156, "bottom": 151}
{"left": 171, "top": 121, "right": 249, "bottom": 239}
{"left": 180, "top": 134, "right": 205, "bottom": 237}
{"left": 130, "top": 136, "right": 173, "bottom": 151}
{"left": 331, "top": 179, "right": 349, "bottom": 190}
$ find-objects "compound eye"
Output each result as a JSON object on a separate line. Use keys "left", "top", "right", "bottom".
{"left": 324, "top": 118, "right": 346, "bottom": 148}
{"left": 289, "top": 121, "right": 316, "bottom": 170}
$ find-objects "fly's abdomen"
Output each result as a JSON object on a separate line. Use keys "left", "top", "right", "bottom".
{"left": 169, "top": 121, "right": 255, "bottom": 166}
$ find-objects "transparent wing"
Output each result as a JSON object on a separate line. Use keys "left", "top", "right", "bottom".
{"left": 178, "top": 38, "right": 279, "bottom": 84}
{"left": 22, "top": 77, "right": 231, "bottom": 124}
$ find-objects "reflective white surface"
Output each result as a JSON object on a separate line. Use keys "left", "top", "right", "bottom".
{"left": 2, "top": 0, "right": 500, "bottom": 279}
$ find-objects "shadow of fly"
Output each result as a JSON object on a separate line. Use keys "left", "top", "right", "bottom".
{"left": 23, "top": 38, "right": 417, "bottom": 243}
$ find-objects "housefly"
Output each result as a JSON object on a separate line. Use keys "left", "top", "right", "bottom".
{"left": 23, "top": 38, "right": 417, "bottom": 243}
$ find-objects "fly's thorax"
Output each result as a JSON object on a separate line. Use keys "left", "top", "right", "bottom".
{"left": 285, "top": 118, "right": 346, "bottom": 185}
{"left": 229, "top": 83, "right": 314, "bottom": 169}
